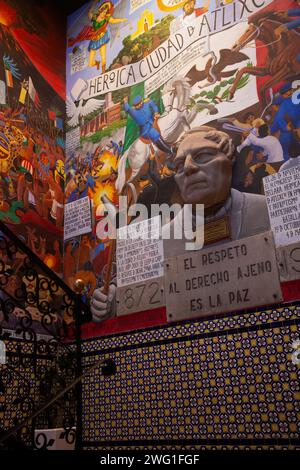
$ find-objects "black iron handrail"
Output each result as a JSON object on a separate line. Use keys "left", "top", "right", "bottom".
{"left": 0, "top": 219, "right": 91, "bottom": 322}
{"left": 0, "top": 358, "right": 116, "bottom": 449}
{"left": 0, "top": 218, "right": 93, "bottom": 450}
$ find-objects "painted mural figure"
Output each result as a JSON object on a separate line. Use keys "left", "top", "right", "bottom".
{"left": 275, "top": 5, "right": 300, "bottom": 38}
{"left": 38, "top": 164, "right": 64, "bottom": 227}
{"left": 182, "top": 0, "right": 209, "bottom": 19}
{"left": 279, "top": 141, "right": 300, "bottom": 171}
{"left": 108, "top": 139, "right": 123, "bottom": 159}
{"left": 270, "top": 83, "right": 300, "bottom": 161}
{"left": 68, "top": 0, "right": 127, "bottom": 73}
{"left": 170, "top": 0, "right": 210, "bottom": 34}
{"left": 237, "top": 123, "right": 284, "bottom": 166}
{"left": 123, "top": 95, "right": 174, "bottom": 156}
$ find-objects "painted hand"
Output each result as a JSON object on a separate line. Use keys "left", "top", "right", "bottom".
{"left": 277, "top": 11, "right": 289, "bottom": 19}
{"left": 275, "top": 24, "right": 288, "bottom": 38}
{"left": 91, "top": 284, "right": 117, "bottom": 322}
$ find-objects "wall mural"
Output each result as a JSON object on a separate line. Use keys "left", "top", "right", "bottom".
{"left": 66, "top": 0, "right": 300, "bottom": 337}
{"left": 0, "top": 0, "right": 65, "bottom": 265}
{"left": 0, "top": 0, "right": 66, "bottom": 332}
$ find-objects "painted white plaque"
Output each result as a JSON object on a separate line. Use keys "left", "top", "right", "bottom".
{"left": 66, "top": 127, "right": 81, "bottom": 155}
{"left": 263, "top": 166, "right": 300, "bottom": 247}
{"left": 0, "top": 80, "right": 6, "bottom": 105}
{"left": 116, "top": 216, "right": 164, "bottom": 288}
{"left": 165, "top": 231, "right": 283, "bottom": 322}
{"left": 64, "top": 196, "right": 92, "bottom": 240}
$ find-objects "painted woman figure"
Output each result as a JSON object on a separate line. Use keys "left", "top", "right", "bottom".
{"left": 68, "top": 1, "right": 127, "bottom": 73}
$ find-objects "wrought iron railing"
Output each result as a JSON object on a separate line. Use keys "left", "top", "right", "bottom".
{"left": 0, "top": 220, "right": 110, "bottom": 450}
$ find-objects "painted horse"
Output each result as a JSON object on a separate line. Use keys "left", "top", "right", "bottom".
{"left": 229, "top": 10, "right": 300, "bottom": 108}
{"left": 115, "top": 76, "right": 202, "bottom": 195}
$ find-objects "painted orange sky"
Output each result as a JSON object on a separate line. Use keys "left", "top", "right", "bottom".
{"left": 0, "top": 0, "right": 65, "bottom": 100}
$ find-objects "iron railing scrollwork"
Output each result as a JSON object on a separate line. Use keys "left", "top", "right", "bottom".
{"left": 0, "top": 219, "right": 105, "bottom": 450}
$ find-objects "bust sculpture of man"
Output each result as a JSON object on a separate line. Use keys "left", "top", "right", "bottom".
{"left": 91, "top": 126, "right": 271, "bottom": 321}
{"left": 162, "top": 125, "right": 270, "bottom": 257}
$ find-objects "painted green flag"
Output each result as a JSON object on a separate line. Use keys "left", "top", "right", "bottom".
{"left": 123, "top": 83, "right": 165, "bottom": 159}
{"left": 149, "top": 87, "right": 164, "bottom": 115}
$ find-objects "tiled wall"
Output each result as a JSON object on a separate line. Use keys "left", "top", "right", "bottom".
{"left": 0, "top": 338, "right": 55, "bottom": 445}
{"left": 81, "top": 304, "right": 300, "bottom": 450}
{"left": 0, "top": 337, "right": 76, "bottom": 448}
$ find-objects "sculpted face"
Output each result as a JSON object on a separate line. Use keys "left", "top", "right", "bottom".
{"left": 174, "top": 131, "right": 233, "bottom": 207}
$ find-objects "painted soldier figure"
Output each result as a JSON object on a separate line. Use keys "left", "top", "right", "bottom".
{"left": 123, "top": 95, "right": 174, "bottom": 156}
